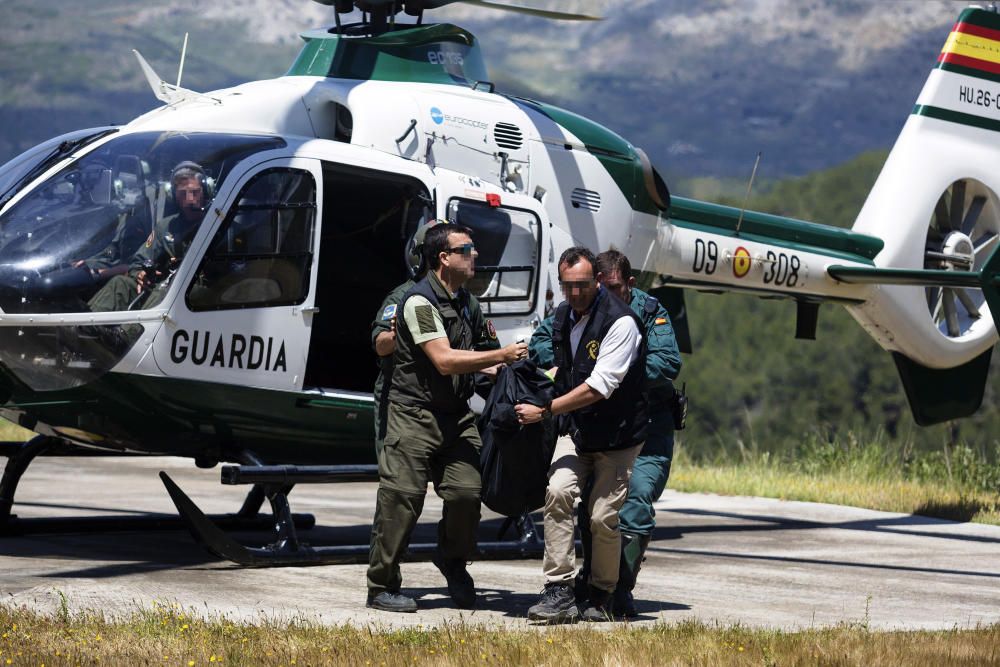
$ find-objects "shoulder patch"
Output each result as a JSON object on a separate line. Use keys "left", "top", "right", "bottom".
{"left": 654, "top": 317, "right": 668, "bottom": 326}
{"left": 486, "top": 319, "right": 497, "bottom": 340}
{"left": 643, "top": 295, "right": 659, "bottom": 314}
{"left": 414, "top": 304, "right": 437, "bottom": 335}
{"left": 144, "top": 231, "right": 154, "bottom": 248}
{"left": 381, "top": 304, "right": 397, "bottom": 321}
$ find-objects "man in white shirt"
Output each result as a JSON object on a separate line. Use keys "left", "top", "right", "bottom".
{"left": 515, "top": 247, "right": 647, "bottom": 623}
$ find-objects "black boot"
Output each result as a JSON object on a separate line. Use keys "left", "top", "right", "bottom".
{"left": 432, "top": 550, "right": 476, "bottom": 609}
{"left": 581, "top": 586, "right": 614, "bottom": 622}
{"left": 366, "top": 590, "right": 417, "bottom": 613}
{"left": 611, "top": 531, "right": 650, "bottom": 618}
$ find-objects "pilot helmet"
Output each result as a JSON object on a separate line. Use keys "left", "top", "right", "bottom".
{"left": 406, "top": 218, "right": 445, "bottom": 277}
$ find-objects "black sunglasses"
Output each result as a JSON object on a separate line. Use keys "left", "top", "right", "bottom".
{"left": 446, "top": 243, "right": 476, "bottom": 256}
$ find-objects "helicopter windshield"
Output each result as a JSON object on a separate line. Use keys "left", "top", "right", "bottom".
{"left": 0, "top": 131, "right": 286, "bottom": 315}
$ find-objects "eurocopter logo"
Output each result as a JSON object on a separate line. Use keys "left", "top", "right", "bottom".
{"left": 428, "top": 107, "right": 488, "bottom": 131}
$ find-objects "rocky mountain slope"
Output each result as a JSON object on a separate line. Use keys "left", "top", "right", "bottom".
{"left": 0, "top": 0, "right": 969, "bottom": 183}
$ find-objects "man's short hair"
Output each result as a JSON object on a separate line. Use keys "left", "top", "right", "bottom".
{"left": 596, "top": 249, "right": 632, "bottom": 279}
{"left": 171, "top": 161, "right": 206, "bottom": 187}
{"left": 424, "top": 223, "right": 474, "bottom": 271}
{"left": 558, "top": 246, "right": 597, "bottom": 278}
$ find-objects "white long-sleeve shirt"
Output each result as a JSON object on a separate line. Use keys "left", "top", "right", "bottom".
{"left": 568, "top": 307, "right": 642, "bottom": 399}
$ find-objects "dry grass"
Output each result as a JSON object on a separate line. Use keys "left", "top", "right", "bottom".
{"left": 0, "top": 604, "right": 998, "bottom": 666}
{"left": 671, "top": 464, "right": 1000, "bottom": 525}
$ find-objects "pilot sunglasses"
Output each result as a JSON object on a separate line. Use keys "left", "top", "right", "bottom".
{"left": 447, "top": 243, "right": 476, "bottom": 256}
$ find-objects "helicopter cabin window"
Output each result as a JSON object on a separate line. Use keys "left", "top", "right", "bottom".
{"left": 446, "top": 198, "right": 539, "bottom": 315}
{"left": 0, "top": 130, "right": 286, "bottom": 315}
{"left": 186, "top": 168, "right": 316, "bottom": 310}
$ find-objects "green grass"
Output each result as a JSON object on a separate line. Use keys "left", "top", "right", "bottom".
{"left": 0, "top": 605, "right": 998, "bottom": 666}
{"left": 672, "top": 434, "right": 1000, "bottom": 525}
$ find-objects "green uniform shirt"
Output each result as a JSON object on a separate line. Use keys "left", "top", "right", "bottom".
{"left": 128, "top": 212, "right": 202, "bottom": 278}
{"left": 529, "top": 287, "right": 680, "bottom": 404}
{"left": 371, "top": 279, "right": 415, "bottom": 445}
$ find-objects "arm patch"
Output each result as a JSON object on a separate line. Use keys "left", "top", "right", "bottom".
{"left": 415, "top": 304, "right": 437, "bottom": 335}
{"left": 644, "top": 295, "right": 659, "bottom": 314}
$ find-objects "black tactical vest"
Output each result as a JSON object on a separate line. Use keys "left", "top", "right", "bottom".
{"left": 388, "top": 272, "right": 479, "bottom": 413}
{"left": 552, "top": 290, "right": 648, "bottom": 451}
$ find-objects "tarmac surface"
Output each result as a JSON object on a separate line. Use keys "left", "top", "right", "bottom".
{"left": 1, "top": 455, "right": 998, "bottom": 630}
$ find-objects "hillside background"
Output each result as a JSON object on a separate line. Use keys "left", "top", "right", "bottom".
{"left": 2, "top": 0, "right": 997, "bottom": 461}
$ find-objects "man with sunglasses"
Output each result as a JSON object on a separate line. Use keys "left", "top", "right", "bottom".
{"left": 515, "top": 247, "right": 647, "bottom": 624}
{"left": 366, "top": 223, "right": 528, "bottom": 614}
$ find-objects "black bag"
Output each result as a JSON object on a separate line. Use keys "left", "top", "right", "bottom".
{"left": 671, "top": 382, "right": 688, "bottom": 430}
{"left": 478, "top": 360, "right": 555, "bottom": 517}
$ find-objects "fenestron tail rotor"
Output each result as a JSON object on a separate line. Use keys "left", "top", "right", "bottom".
{"left": 924, "top": 179, "right": 999, "bottom": 338}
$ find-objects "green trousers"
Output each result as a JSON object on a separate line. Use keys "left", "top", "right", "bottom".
{"left": 366, "top": 402, "right": 482, "bottom": 594}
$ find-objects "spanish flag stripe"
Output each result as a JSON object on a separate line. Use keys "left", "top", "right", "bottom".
{"left": 953, "top": 21, "right": 1000, "bottom": 43}
{"left": 938, "top": 52, "right": 1000, "bottom": 76}
{"left": 941, "top": 30, "right": 1000, "bottom": 66}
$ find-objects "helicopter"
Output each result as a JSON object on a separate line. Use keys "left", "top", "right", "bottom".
{"left": 0, "top": 0, "right": 998, "bottom": 566}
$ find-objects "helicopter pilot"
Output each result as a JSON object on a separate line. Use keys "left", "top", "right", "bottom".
{"left": 88, "top": 161, "right": 209, "bottom": 313}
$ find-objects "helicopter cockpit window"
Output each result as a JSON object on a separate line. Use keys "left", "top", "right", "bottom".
{"left": 447, "top": 198, "right": 539, "bottom": 315}
{"left": 187, "top": 168, "right": 317, "bottom": 310}
{"left": 0, "top": 131, "right": 286, "bottom": 315}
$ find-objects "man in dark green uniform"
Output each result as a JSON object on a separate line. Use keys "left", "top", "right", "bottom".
{"left": 88, "top": 161, "right": 209, "bottom": 313}
{"left": 528, "top": 249, "right": 681, "bottom": 618}
{"left": 366, "top": 223, "right": 528, "bottom": 613}
{"left": 371, "top": 220, "right": 443, "bottom": 457}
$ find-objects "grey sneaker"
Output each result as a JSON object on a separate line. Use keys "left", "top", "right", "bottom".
{"left": 432, "top": 551, "right": 476, "bottom": 609}
{"left": 527, "top": 583, "right": 580, "bottom": 624}
{"left": 366, "top": 590, "right": 417, "bottom": 613}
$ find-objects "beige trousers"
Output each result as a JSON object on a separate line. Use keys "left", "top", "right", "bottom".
{"left": 542, "top": 435, "right": 642, "bottom": 592}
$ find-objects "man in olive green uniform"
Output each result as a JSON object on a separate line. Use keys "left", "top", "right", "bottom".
{"left": 366, "top": 223, "right": 528, "bottom": 613}
{"left": 88, "top": 161, "right": 209, "bottom": 313}
{"left": 370, "top": 220, "right": 443, "bottom": 457}
{"left": 528, "top": 249, "right": 681, "bottom": 618}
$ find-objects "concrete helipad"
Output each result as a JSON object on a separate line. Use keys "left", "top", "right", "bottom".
{"left": 1, "top": 456, "right": 998, "bottom": 630}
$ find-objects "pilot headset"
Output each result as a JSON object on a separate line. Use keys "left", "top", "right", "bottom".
{"left": 166, "top": 161, "right": 216, "bottom": 199}
{"left": 406, "top": 218, "right": 446, "bottom": 277}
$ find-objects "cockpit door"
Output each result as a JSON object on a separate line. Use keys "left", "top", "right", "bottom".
{"left": 435, "top": 172, "right": 547, "bottom": 342}
{"left": 150, "top": 157, "right": 322, "bottom": 391}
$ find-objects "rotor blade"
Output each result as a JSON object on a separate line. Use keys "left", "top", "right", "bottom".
{"left": 950, "top": 181, "right": 965, "bottom": 229}
{"left": 943, "top": 289, "right": 960, "bottom": 337}
{"left": 955, "top": 288, "right": 982, "bottom": 319}
{"left": 974, "top": 232, "right": 999, "bottom": 254}
{"left": 926, "top": 285, "right": 941, "bottom": 312}
{"left": 932, "top": 287, "right": 944, "bottom": 322}
{"left": 961, "top": 195, "right": 987, "bottom": 236}
{"left": 950, "top": 180, "right": 967, "bottom": 230}
{"left": 459, "top": 0, "right": 602, "bottom": 20}
{"left": 933, "top": 193, "right": 950, "bottom": 231}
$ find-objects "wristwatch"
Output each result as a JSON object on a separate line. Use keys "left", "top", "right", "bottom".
{"left": 541, "top": 401, "right": 553, "bottom": 420}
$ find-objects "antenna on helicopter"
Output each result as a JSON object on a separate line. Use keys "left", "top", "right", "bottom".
{"left": 734, "top": 152, "right": 762, "bottom": 237}
{"left": 176, "top": 33, "right": 189, "bottom": 88}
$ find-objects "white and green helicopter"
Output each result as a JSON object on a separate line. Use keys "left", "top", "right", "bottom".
{"left": 0, "top": 0, "right": 998, "bottom": 565}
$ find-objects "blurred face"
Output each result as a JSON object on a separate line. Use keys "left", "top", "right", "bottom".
{"left": 599, "top": 269, "right": 634, "bottom": 303}
{"left": 559, "top": 257, "right": 598, "bottom": 314}
{"left": 440, "top": 231, "right": 477, "bottom": 283}
{"left": 174, "top": 176, "right": 206, "bottom": 222}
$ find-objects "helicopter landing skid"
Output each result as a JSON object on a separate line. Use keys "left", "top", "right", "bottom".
{"left": 161, "top": 470, "right": 546, "bottom": 567}
{"left": 0, "top": 436, "right": 314, "bottom": 536}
